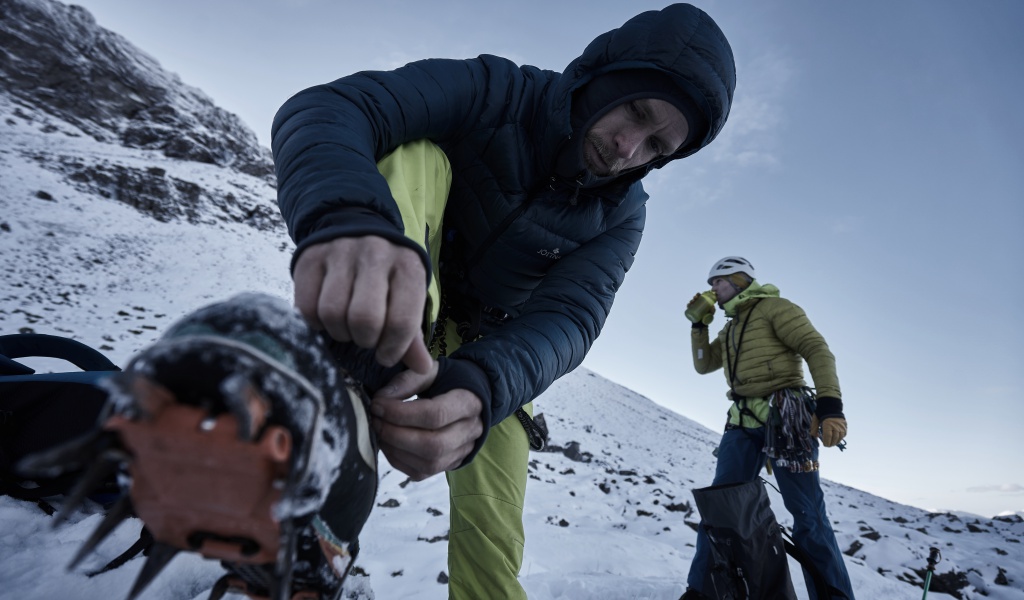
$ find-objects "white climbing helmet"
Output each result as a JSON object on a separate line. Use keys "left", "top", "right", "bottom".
{"left": 707, "top": 256, "right": 756, "bottom": 285}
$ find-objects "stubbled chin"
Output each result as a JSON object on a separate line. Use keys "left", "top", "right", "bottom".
{"left": 584, "top": 143, "right": 609, "bottom": 177}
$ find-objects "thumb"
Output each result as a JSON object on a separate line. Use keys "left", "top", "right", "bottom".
{"left": 401, "top": 337, "right": 434, "bottom": 374}
{"left": 374, "top": 362, "right": 439, "bottom": 400}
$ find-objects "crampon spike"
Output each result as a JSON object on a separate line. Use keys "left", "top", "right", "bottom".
{"left": 272, "top": 518, "right": 301, "bottom": 600}
{"left": 104, "top": 394, "right": 293, "bottom": 566}
{"left": 67, "top": 494, "right": 133, "bottom": 571}
{"left": 16, "top": 429, "right": 108, "bottom": 480}
{"left": 53, "top": 448, "right": 128, "bottom": 526}
{"left": 206, "top": 575, "right": 232, "bottom": 600}
{"left": 64, "top": 293, "right": 373, "bottom": 600}
{"left": 125, "top": 542, "right": 180, "bottom": 600}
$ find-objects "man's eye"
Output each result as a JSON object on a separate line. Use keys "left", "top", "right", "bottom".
{"left": 629, "top": 102, "right": 644, "bottom": 118}
{"left": 648, "top": 138, "right": 662, "bottom": 155}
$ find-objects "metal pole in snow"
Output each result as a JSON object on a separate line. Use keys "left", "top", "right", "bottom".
{"left": 921, "top": 547, "right": 941, "bottom": 600}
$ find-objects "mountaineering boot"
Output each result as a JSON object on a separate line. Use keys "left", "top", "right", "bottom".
{"left": 19, "top": 293, "right": 378, "bottom": 600}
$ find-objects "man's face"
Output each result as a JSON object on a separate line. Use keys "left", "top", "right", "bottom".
{"left": 710, "top": 276, "right": 739, "bottom": 305}
{"left": 583, "top": 98, "right": 689, "bottom": 177}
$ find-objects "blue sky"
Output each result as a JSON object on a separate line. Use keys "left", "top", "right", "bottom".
{"left": 66, "top": 0, "right": 1023, "bottom": 517}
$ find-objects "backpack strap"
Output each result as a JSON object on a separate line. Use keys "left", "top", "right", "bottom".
{"left": 0, "top": 334, "right": 120, "bottom": 374}
{"left": 0, "top": 334, "right": 120, "bottom": 502}
{"left": 0, "top": 353, "right": 34, "bottom": 376}
{"left": 0, "top": 334, "right": 152, "bottom": 575}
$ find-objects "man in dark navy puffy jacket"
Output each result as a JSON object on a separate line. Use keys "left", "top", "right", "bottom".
{"left": 272, "top": 4, "right": 736, "bottom": 597}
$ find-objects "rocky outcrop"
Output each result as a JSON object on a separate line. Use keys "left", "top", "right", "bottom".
{"left": 0, "top": 0, "right": 273, "bottom": 179}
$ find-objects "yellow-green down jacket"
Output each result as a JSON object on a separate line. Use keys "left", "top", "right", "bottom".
{"left": 691, "top": 281, "right": 841, "bottom": 427}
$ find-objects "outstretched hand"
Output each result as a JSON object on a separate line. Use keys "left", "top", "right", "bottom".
{"left": 292, "top": 236, "right": 433, "bottom": 373}
{"left": 370, "top": 365, "right": 485, "bottom": 480}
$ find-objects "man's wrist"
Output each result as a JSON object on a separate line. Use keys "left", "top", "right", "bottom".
{"left": 814, "top": 396, "right": 844, "bottom": 419}
{"left": 423, "top": 357, "right": 492, "bottom": 467}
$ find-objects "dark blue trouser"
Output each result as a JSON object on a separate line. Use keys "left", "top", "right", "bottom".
{"left": 686, "top": 427, "right": 856, "bottom": 599}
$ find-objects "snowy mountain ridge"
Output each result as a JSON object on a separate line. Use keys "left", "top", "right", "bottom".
{"left": 0, "top": 0, "right": 272, "bottom": 180}
{"left": 0, "top": 1, "right": 1021, "bottom": 598}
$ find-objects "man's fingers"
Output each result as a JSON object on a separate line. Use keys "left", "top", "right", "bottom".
{"left": 293, "top": 239, "right": 361, "bottom": 340}
{"left": 379, "top": 436, "right": 475, "bottom": 480}
{"left": 291, "top": 237, "right": 429, "bottom": 360}
{"left": 345, "top": 260, "right": 389, "bottom": 349}
{"left": 373, "top": 365, "right": 438, "bottom": 401}
{"left": 315, "top": 258, "right": 357, "bottom": 342}
{"left": 377, "top": 448, "right": 429, "bottom": 481}
{"left": 292, "top": 247, "right": 328, "bottom": 330}
{"left": 372, "top": 393, "right": 480, "bottom": 430}
{"left": 374, "top": 251, "right": 428, "bottom": 367}
{"left": 370, "top": 391, "right": 484, "bottom": 479}
{"left": 400, "top": 339, "right": 434, "bottom": 374}
{"left": 821, "top": 419, "right": 847, "bottom": 447}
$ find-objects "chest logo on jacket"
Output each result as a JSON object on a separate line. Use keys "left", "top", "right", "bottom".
{"left": 537, "top": 247, "right": 562, "bottom": 260}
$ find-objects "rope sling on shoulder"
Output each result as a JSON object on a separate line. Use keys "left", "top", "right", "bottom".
{"left": 723, "top": 299, "right": 763, "bottom": 429}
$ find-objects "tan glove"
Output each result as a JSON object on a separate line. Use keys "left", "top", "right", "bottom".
{"left": 810, "top": 415, "right": 848, "bottom": 447}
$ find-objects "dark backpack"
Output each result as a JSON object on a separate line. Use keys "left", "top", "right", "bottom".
{"left": 1, "top": 334, "right": 162, "bottom": 575}
{"left": 0, "top": 333, "right": 118, "bottom": 502}
{"left": 692, "top": 479, "right": 798, "bottom": 600}
{"left": 692, "top": 479, "right": 847, "bottom": 600}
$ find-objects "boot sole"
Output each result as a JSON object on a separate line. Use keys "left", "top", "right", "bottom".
{"left": 106, "top": 374, "right": 294, "bottom": 565}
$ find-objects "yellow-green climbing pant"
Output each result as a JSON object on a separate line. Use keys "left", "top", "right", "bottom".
{"left": 376, "top": 140, "right": 531, "bottom": 600}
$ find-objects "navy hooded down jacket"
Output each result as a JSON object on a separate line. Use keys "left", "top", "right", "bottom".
{"left": 271, "top": 3, "right": 735, "bottom": 428}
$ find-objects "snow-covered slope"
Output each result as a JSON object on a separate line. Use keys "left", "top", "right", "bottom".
{"left": 2, "top": 368, "right": 1022, "bottom": 599}
{"left": 1, "top": 1, "right": 1021, "bottom": 599}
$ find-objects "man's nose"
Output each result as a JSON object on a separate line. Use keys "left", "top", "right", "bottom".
{"left": 615, "top": 131, "right": 643, "bottom": 158}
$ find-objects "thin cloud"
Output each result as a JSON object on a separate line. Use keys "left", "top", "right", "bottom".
{"left": 710, "top": 50, "right": 794, "bottom": 168}
{"left": 644, "top": 167, "right": 729, "bottom": 213}
{"left": 966, "top": 484, "right": 1024, "bottom": 494}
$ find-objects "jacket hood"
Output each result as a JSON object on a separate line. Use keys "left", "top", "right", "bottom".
{"left": 540, "top": 3, "right": 736, "bottom": 188}
{"left": 723, "top": 281, "right": 780, "bottom": 317}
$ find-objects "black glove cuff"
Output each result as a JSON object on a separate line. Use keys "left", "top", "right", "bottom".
{"left": 422, "top": 357, "right": 493, "bottom": 468}
{"left": 814, "top": 396, "right": 844, "bottom": 420}
{"left": 691, "top": 322, "right": 708, "bottom": 330}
